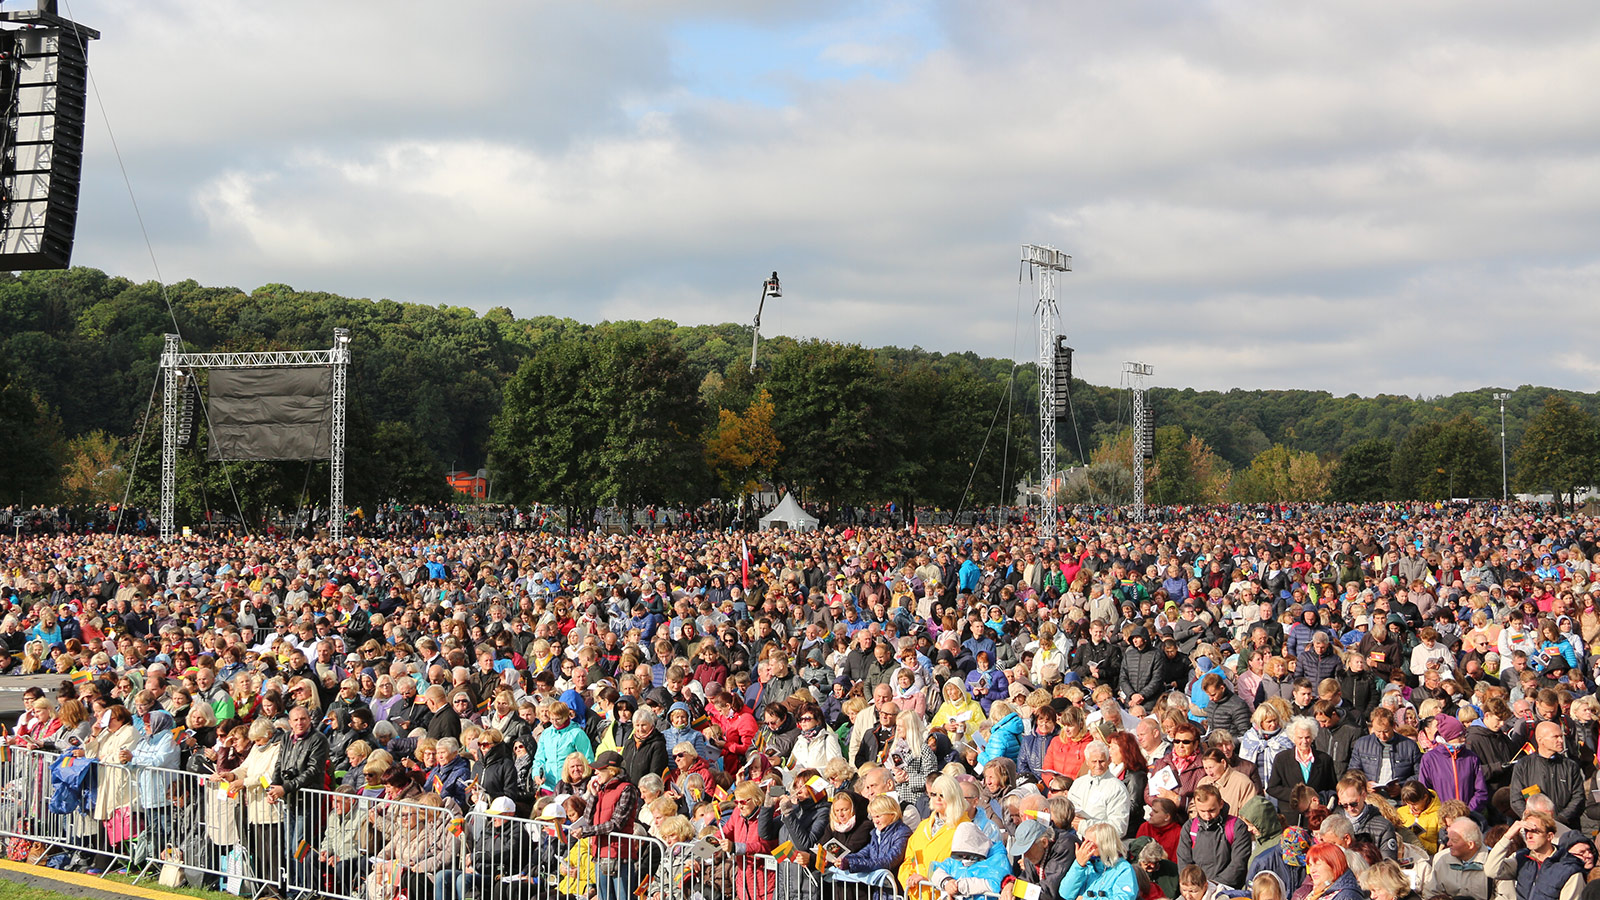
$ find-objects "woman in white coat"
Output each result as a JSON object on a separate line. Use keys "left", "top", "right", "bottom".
{"left": 87, "top": 705, "right": 139, "bottom": 857}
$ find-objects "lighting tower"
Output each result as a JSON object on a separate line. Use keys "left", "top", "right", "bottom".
{"left": 1494, "top": 390, "right": 1510, "bottom": 503}
{"left": 748, "top": 272, "right": 781, "bottom": 373}
{"left": 1125, "top": 362, "right": 1154, "bottom": 521}
{"left": 1022, "top": 244, "right": 1071, "bottom": 537}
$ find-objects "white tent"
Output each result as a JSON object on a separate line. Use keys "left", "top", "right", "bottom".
{"left": 759, "top": 493, "right": 819, "bottom": 532}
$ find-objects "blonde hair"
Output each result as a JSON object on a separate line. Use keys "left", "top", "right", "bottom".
{"left": 930, "top": 774, "right": 969, "bottom": 825}
{"left": 867, "top": 795, "right": 900, "bottom": 820}
{"left": 1357, "top": 860, "right": 1408, "bottom": 899}
{"left": 656, "top": 814, "right": 694, "bottom": 843}
{"left": 1081, "top": 822, "right": 1124, "bottom": 863}
{"left": 1250, "top": 871, "right": 1287, "bottom": 900}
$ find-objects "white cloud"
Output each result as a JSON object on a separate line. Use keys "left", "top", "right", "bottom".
{"left": 59, "top": 0, "right": 1600, "bottom": 395}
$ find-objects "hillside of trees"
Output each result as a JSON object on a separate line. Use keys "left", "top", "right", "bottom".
{"left": 0, "top": 267, "right": 1597, "bottom": 523}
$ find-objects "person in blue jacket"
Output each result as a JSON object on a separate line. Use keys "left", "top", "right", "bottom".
{"left": 1061, "top": 822, "right": 1140, "bottom": 900}
{"left": 976, "top": 701, "right": 1025, "bottom": 767}
{"left": 840, "top": 795, "right": 913, "bottom": 877}
{"left": 929, "top": 822, "right": 1012, "bottom": 898}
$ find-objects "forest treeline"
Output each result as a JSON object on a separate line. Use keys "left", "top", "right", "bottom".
{"left": 0, "top": 268, "right": 1596, "bottom": 521}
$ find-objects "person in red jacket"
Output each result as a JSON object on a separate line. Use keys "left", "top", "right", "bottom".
{"left": 707, "top": 686, "right": 759, "bottom": 772}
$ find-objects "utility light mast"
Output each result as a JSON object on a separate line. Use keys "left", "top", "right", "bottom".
{"left": 749, "top": 272, "right": 781, "bottom": 373}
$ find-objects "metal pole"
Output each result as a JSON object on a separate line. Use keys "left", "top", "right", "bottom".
{"left": 160, "top": 334, "right": 180, "bottom": 541}
{"left": 330, "top": 328, "right": 350, "bottom": 541}
{"left": 1126, "top": 362, "right": 1153, "bottom": 523}
{"left": 1495, "top": 391, "right": 1509, "bottom": 502}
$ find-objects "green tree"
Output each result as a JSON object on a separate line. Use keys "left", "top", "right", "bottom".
{"left": 1391, "top": 413, "right": 1497, "bottom": 500}
{"left": 764, "top": 340, "right": 890, "bottom": 505}
{"left": 1513, "top": 394, "right": 1600, "bottom": 511}
{"left": 589, "top": 327, "right": 710, "bottom": 507}
{"left": 58, "top": 430, "right": 127, "bottom": 504}
{"left": 1150, "top": 425, "right": 1199, "bottom": 505}
{"left": 488, "top": 337, "right": 602, "bottom": 515}
{"left": 1330, "top": 438, "right": 1396, "bottom": 501}
{"left": 1231, "top": 444, "right": 1333, "bottom": 502}
{"left": 0, "top": 348, "right": 60, "bottom": 502}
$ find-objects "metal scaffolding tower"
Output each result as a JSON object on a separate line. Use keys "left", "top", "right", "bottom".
{"left": 1126, "top": 362, "right": 1153, "bottom": 521}
{"left": 1023, "top": 244, "right": 1071, "bottom": 538}
{"left": 158, "top": 329, "right": 351, "bottom": 542}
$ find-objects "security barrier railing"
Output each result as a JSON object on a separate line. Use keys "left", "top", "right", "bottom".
{"left": 0, "top": 747, "right": 910, "bottom": 900}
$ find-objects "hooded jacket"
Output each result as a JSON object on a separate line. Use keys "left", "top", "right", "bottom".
{"left": 976, "top": 711, "right": 1025, "bottom": 766}
{"left": 621, "top": 725, "right": 670, "bottom": 787}
{"left": 1060, "top": 857, "right": 1139, "bottom": 900}
{"left": 1416, "top": 742, "right": 1488, "bottom": 811}
{"left": 929, "top": 823, "right": 1012, "bottom": 897}
{"left": 1118, "top": 642, "right": 1163, "bottom": 701}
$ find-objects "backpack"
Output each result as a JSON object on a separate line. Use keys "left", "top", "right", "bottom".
{"left": 1187, "top": 814, "right": 1238, "bottom": 844}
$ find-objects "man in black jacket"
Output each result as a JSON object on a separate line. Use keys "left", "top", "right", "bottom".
{"left": 1510, "top": 721, "right": 1585, "bottom": 828}
{"left": 1071, "top": 619, "right": 1120, "bottom": 687}
{"left": 1119, "top": 629, "right": 1162, "bottom": 708}
{"left": 272, "top": 706, "right": 331, "bottom": 883}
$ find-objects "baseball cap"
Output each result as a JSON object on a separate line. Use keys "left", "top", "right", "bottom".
{"left": 488, "top": 796, "right": 517, "bottom": 815}
{"left": 593, "top": 751, "right": 624, "bottom": 771}
{"left": 1009, "top": 819, "right": 1050, "bottom": 860}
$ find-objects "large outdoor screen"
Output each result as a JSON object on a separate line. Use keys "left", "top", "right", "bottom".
{"left": 206, "top": 367, "right": 332, "bottom": 460}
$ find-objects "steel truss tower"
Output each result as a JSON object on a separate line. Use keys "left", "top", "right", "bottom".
{"left": 158, "top": 329, "right": 351, "bottom": 542}
{"left": 1125, "top": 362, "right": 1153, "bottom": 521}
{"left": 1022, "top": 244, "right": 1071, "bottom": 537}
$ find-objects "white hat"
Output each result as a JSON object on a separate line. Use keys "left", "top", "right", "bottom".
{"left": 539, "top": 794, "right": 571, "bottom": 819}
{"left": 488, "top": 796, "right": 517, "bottom": 815}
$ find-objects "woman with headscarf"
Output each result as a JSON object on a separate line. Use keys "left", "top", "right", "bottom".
{"left": 130, "top": 709, "right": 182, "bottom": 852}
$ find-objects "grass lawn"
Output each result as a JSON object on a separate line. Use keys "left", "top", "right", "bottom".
{"left": 0, "top": 870, "right": 241, "bottom": 900}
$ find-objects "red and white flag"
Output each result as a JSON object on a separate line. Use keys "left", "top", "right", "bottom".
{"left": 741, "top": 539, "right": 751, "bottom": 591}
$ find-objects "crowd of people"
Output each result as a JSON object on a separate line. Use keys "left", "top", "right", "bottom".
{"left": 2, "top": 502, "right": 1600, "bottom": 900}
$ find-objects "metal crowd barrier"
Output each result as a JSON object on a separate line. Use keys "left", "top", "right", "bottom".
{"left": 0, "top": 747, "right": 911, "bottom": 900}
{"left": 0, "top": 746, "right": 134, "bottom": 874}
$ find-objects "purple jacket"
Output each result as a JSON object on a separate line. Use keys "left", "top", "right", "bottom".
{"left": 1416, "top": 743, "right": 1488, "bottom": 810}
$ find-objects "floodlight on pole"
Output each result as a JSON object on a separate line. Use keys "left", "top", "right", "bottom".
{"left": 1493, "top": 391, "right": 1510, "bottom": 503}
{"left": 749, "top": 272, "right": 781, "bottom": 374}
{"left": 1022, "top": 244, "right": 1071, "bottom": 538}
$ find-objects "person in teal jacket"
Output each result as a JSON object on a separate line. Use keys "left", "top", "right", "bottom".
{"left": 975, "top": 703, "right": 1025, "bottom": 767}
{"left": 929, "top": 822, "right": 1011, "bottom": 897}
{"left": 1060, "top": 822, "right": 1140, "bottom": 900}
{"left": 530, "top": 704, "right": 594, "bottom": 790}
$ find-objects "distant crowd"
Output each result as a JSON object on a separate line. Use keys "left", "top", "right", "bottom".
{"left": 3, "top": 502, "right": 1599, "bottom": 900}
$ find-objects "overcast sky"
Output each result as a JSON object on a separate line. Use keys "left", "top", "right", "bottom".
{"left": 59, "top": 0, "right": 1600, "bottom": 396}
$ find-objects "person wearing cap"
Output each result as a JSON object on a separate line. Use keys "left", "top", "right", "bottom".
{"left": 1009, "top": 816, "right": 1074, "bottom": 898}
{"left": 435, "top": 795, "right": 520, "bottom": 900}
{"left": 573, "top": 750, "right": 641, "bottom": 900}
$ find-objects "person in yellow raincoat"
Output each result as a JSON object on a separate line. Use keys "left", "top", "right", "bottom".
{"left": 930, "top": 680, "right": 986, "bottom": 738}
{"left": 898, "top": 774, "right": 971, "bottom": 895}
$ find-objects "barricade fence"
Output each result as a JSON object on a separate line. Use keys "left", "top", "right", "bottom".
{"left": 0, "top": 749, "right": 909, "bottom": 900}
